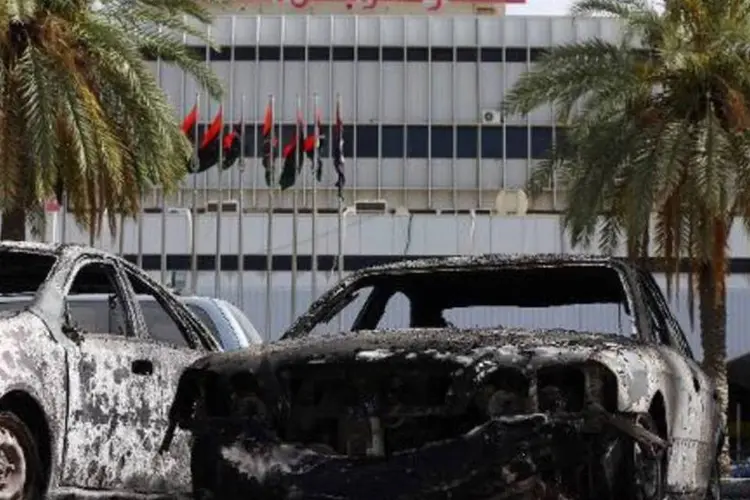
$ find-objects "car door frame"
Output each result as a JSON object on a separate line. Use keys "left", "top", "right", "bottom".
{"left": 114, "top": 264, "right": 216, "bottom": 493}
{"left": 118, "top": 263, "right": 218, "bottom": 351}
{"left": 58, "top": 252, "right": 171, "bottom": 491}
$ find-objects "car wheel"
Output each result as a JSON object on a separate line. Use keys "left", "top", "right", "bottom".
{"left": 0, "top": 412, "right": 41, "bottom": 500}
{"left": 629, "top": 414, "right": 666, "bottom": 500}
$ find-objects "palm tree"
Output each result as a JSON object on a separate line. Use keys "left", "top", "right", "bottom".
{"left": 504, "top": 0, "right": 750, "bottom": 471}
{"left": 0, "top": 0, "right": 222, "bottom": 240}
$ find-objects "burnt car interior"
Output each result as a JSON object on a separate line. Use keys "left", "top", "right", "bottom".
{"left": 312, "top": 265, "right": 635, "bottom": 336}
{"left": 0, "top": 251, "right": 56, "bottom": 294}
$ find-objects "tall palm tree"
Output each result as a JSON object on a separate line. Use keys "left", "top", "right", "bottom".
{"left": 504, "top": 0, "right": 750, "bottom": 471}
{"left": 0, "top": 0, "right": 223, "bottom": 240}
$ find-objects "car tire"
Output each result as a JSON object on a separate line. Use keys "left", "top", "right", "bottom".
{"left": 628, "top": 414, "right": 667, "bottom": 500}
{"left": 0, "top": 411, "right": 42, "bottom": 500}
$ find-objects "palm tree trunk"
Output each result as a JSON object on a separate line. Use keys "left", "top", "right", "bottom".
{"left": 698, "top": 261, "right": 730, "bottom": 474}
{"left": 1, "top": 206, "right": 26, "bottom": 241}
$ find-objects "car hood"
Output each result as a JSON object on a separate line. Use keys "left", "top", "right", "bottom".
{"left": 188, "top": 327, "right": 652, "bottom": 378}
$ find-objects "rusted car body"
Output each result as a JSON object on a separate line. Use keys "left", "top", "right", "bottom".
{"left": 163, "top": 255, "right": 723, "bottom": 500}
{"left": 0, "top": 241, "right": 219, "bottom": 499}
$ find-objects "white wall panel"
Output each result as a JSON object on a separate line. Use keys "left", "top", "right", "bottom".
{"left": 406, "top": 62, "right": 428, "bottom": 123}
{"left": 259, "top": 16, "right": 284, "bottom": 44}
{"left": 356, "top": 62, "right": 379, "bottom": 120}
{"left": 455, "top": 64, "right": 478, "bottom": 123}
{"left": 382, "top": 62, "right": 405, "bottom": 123}
{"left": 282, "top": 61, "right": 305, "bottom": 116}
{"left": 331, "top": 62, "right": 355, "bottom": 122}
{"left": 527, "top": 17, "right": 552, "bottom": 46}
{"left": 431, "top": 63, "right": 453, "bottom": 124}
{"left": 478, "top": 60, "right": 503, "bottom": 112}
{"left": 307, "top": 60, "right": 331, "bottom": 118}
{"left": 381, "top": 159, "right": 405, "bottom": 188}
{"left": 406, "top": 17, "right": 429, "bottom": 46}
{"left": 234, "top": 16, "right": 259, "bottom": 45}
{"left": 453, "top": 17, "right": 475, "bottom": 46}
{"left": 357, "top": 16, "right": 379, "bottom": 45}
{"left": 332, "top": 16, "right": 357, "bottom": 44}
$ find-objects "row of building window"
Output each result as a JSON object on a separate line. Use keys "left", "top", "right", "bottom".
{"left": 145, "top": 45, "right": 550, "bottom": 63}
{"left": 196, "top": 124, "right": 560, "bottom": 159}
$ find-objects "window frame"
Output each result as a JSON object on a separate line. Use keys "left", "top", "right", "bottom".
{"left": 61, "top": 257, "right": 137, "bottom": 339}
{"left": 122, "top": 267, "right": 207, "bottom": 350}
{"left": 636, "top": 270, "right": 694, "bottom": 359}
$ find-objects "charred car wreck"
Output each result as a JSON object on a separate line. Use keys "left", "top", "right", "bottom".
{"left": 0, "top": 242, "right": 220, "bottom": 499}
{"left": 162, "top": 255, "right": 723, "bottom": 500}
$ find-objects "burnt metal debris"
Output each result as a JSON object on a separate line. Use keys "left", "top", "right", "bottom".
{"left": 0, "top": 241, "right": 220, "bottom": 498}
{"left": 164, "top": 254, "right": 723, "bottom": 500}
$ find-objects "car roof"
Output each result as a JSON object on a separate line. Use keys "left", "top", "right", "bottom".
{"left": 0, "top": 241, "right": 115, "bottom": 259}
{"left": 349, "top": 254, "right": 631, "bottom": 279}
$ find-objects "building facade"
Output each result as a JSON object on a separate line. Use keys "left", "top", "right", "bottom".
{"left": 144, "top": 14, "right": 623, "bottom": 212}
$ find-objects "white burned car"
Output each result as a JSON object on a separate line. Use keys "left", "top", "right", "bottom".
{"left": 0, "top": 241, "right": 220, "bottom": 499}
{"left": 164, "top": 255, "right": 723, "bottom": 500}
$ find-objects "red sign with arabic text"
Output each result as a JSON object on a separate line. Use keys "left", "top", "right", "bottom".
{"left": 226, "top": 0, "right": 524, "bottom": 15}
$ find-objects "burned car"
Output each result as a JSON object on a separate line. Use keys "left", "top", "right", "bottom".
{"left": 162, "top": 255, "right": 723, "bottom": 500}
{"left": 0, "top": 242, "right": 220, "bottom": 499}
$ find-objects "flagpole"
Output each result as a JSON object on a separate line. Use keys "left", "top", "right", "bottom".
{"left": 61, "top": 193, "right": 68, "bottom": 244}
{"left": 265, "top": 94, "right": 275, "bottom": 341}
{"left": 311, "top": 93, "right": 319, "bottom": 301}
{"left": 336, "top": 93, "right": 344, "bottom": 333}
{"left": 117, "top": 210, "right": 123, "bottom": 256}
{"left": 238, "top": 95, "right": 246, "bottom": 310}
{"left": 191, "top": 92, "right": 200, "bottom": 295}
{"left": 291, "top": 94, "right": 300, "bottom": 326}
{"left": 157, "top": 25, "right": 166, "bottom": 284}
{"left": 215, "top": 101, "right": 224, "bottom": 299}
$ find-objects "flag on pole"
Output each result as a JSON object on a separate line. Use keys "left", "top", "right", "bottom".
{"left": 181, "top": 106, "right": 240, "bottom": 173}
{"left": 194, "top": 108, "right": 225, "bottom": 173}
{"left": 261, "top": 100, "right": 276, "bottom": 186}
{"left": 222, "top": 129, "right": 241, "bottom": 169}
{"left": 332, "top": 97, "right": 345, "bottom": 200}
{"left": 305, "top": 109, "right": 324, "bottom": 182}
{"left": 181, "top": 104, "right": 198, "bottom": 136}
{"left": 279, "top": 111, "right": 307, "bottom": 191}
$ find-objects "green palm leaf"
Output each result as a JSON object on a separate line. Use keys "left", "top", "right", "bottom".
{"left": 0, "top": 0, "right": 223, "bottom": 239}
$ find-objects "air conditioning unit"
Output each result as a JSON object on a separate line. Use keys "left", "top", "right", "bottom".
{"left": 494, "top": 189, "right": 529, "bottom": 216}
{"left": 481, "top": 109, "right": 503, "bottom": 125}
{"left": 353, "top": 199, "right": 388, "bottom": 214}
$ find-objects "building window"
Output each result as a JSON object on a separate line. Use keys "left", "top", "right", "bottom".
{"left": 149, "top": 46, "right": 549, "bottom": 63}
{"left": 202, "top": 124, "right": 557, "bottom": 160}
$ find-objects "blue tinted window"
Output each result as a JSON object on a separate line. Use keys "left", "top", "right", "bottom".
{"left": 431, "top": 126, "right": 454, "bottom": 158}
{"left": 238, "top": 124, "right": 555, "bottom": 159}
{"left": 381, "top": 125, "right": 404, "bottom": 158}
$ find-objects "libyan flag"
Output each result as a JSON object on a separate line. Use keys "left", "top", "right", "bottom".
{"left": 181, "top": 106, "right": 241, "bottom": 173}
{"left": 279, "top": 114, "right": 309, "bottom": 191}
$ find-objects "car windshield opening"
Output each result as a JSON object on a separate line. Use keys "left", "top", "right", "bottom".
{"left": 307, "top": 265, "right": 634, "bottom": 337}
